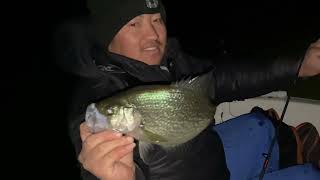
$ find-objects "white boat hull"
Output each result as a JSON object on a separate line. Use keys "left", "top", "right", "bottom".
{"left": 214, "top": 91, "right": 320, "bottom": 132}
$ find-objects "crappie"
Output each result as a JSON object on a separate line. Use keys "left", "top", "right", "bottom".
{"left": 85, "top": 75, "right": 216, "bottom": 147}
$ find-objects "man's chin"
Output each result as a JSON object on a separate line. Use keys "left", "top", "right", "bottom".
{"left": 141, "top": 54, "right": 163, "bottom": 65}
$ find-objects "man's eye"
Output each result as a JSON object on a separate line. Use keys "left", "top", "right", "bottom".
{"left": 154, "top": 18, "right": 163, "bottom": 23}
{"left": 129, "top": 21, "right": 140, "bottom": 27}
{"left": 129, "top": 23, "right": 137, "bottom": 27}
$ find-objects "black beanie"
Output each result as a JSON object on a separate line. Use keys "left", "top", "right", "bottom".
{"left": 87, "top": 0, "right": 166, "bottom": 47}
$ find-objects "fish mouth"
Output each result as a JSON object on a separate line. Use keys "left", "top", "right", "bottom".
{"left": 85, "top": 103, "right": 109, "bottom": 133}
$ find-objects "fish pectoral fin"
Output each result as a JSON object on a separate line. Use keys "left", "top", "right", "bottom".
{"left": 139, "top": 138, "right": 196, "bottom": 165}
{"left": 138, "top": 141, "right": 170, "bottom": 165}
{"left": 158, "top": 137, "right": 198, "bottom": 160}
{"left": 138, "top": 141, "right": 155, "bottom": 164}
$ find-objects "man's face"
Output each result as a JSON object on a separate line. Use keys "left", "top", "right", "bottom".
{"left": 108, "top": 13, "right": 167, "bottom": 65}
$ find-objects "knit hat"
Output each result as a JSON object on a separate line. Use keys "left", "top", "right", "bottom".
{"left": 87, "top": 0, "right": 166, "bottom": 47}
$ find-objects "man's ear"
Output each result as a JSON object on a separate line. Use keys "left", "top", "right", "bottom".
{"left": 108, "top": 39, "right": 115, "bottom": 53}
{"left": 107, "top": 43, "right": 112, "bottom": 52}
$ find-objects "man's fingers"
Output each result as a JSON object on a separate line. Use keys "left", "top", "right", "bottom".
{"left": 103, "top": 143, "right": 136, "bottom": 167}
{"left": 79, "top": 136, "right": 134, "bottom": 163}
{"left": 80, "top": 123, "right": 123, "bottom": 149}
{"left": 84, "top": 131, "right": 123, "bottom": 149}
{"left": 80, "top": 136, "right": 134, "bottom": 164}
{"left": 90, "top": 136, "right": 134, "bottom": 157}
{"left": 80, "top": 122, "right": 92, "bottom": 141}
{"left": 119, "top": 143, "right": 136, "bottom": 167}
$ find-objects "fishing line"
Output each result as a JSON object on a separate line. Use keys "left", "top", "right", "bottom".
{"left": 258, "top": 94, "right": 291, "bottom": 180}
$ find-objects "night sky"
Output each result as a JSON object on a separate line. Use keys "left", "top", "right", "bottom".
{"left": 11, "top": 0, "right": 319, "bottom": 179}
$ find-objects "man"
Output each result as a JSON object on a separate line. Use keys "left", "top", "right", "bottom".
{"left": 54, "top": 0, "right": 320, "bottom": 180}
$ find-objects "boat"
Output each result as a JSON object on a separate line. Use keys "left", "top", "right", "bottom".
{"left": 215, "top": 91, "right": 320, "bottom": 132}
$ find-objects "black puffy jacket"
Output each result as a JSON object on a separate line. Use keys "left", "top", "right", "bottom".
{"left": 53, "top": 17, "right": 302, "bottom": 180}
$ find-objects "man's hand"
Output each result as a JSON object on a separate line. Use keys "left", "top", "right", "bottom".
{"left": 299, "top": 39, "right": 320, "bottom": 77}
{"left": 78, "top": 122, "right": 136, "bottom": 180}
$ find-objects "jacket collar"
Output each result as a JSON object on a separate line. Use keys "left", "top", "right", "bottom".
{"left": 95, "top": 50, "right": 172, "bottom": 83}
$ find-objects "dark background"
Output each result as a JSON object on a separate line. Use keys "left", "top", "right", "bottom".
{"left": 10, "top": 0, "right": 319, "bottom": 179}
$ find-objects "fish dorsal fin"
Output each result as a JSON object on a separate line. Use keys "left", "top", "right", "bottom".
{"left": 172, "top": 72, "right": 212, "bottom": 96}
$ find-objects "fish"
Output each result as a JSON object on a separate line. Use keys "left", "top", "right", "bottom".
{"left": 85, "top": 74, "right": 216, "bottom": 147}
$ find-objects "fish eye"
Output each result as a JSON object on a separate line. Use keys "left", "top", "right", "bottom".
{"left": 107, "top": 108, "right": 113, "bottom": 115}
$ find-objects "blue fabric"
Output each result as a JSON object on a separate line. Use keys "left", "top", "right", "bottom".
{"left": 252, "top": 164, "right": 320, "bottom": 180}
{"left": 213, "top": 111, "right": 320, "bottom": 180}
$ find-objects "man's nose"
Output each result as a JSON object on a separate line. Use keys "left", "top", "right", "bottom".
{"left": 144, "top": 23, "right": 159, "bottom": 41}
